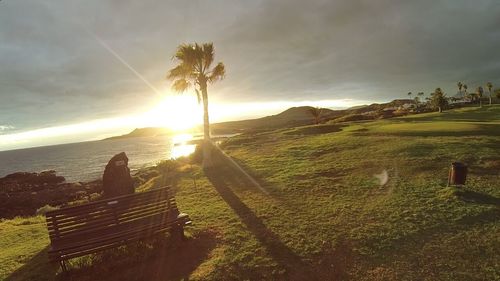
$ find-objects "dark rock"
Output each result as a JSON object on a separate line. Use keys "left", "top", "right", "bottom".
{"left": 0, "top": 170, "right": 103, "bottom": 219}
{"left": 102, "top": 152, "right": 135, "bottom": 198}
{"left": 1, "top": 170, "right": 65, "bottom": 185}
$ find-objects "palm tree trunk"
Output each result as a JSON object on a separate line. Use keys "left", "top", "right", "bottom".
{"left": 489, "top": 93, "right": 492, "bottom": 105}
{"left": 201, "top": 87, "right": 210, "bottom": 141}
{"left": 200, "top": 83, "right": 213, "bottom": 168}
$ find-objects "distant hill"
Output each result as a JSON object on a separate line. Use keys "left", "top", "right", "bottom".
{"left": 106, "top": 99, "right": 416, "bottom": 140}
{"left": 346, "top": 104, "right": 368, "bottom": 110}
{"left": 104, "top": 127, "right": 173, "bottom": 140}
{"left": 212, "top": 106, "right": 339, "bottom": 133}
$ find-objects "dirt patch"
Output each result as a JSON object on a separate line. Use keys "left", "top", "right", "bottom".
{"left": 312, "top": 238, "right": 357, "bottom": 280}
{"left": 309, "top": 147, "right": 340, "bottom": 157}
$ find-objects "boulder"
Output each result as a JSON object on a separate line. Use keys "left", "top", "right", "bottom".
{"left": 102, "top": 152, "right": 134, "bottom": 198}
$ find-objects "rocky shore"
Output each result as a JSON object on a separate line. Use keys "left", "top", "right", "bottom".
{"left": 0, "top": 170, "right": 103, "bottom": 219}
{"left": 0, "top": 166, "right": 161, "bottom": 219}
{"left": 0, "top": 148, "right": 185, "bottom": 219}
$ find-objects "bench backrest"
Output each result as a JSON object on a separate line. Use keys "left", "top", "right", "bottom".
{"left": 45, "top": 187, "right": 178, "bottom": 244}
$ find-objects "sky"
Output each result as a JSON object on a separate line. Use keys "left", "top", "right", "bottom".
{"left": 0, "top": 0, "right": 499, "bottom": 150}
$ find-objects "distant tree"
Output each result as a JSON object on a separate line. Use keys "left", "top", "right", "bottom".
{"left": 416, "top": 92, "right": 425, "bottom": 107}
{"left": 308, "top": 107, "right": 323, "bottom": 125}
{"left": 457, "top": 82, "right": 463, "bottom": 96}
{"left": 496, "top": 88, "right": 500, "bottom": 100}
{"left": 476, "top": 86, "right": 484, "bottom": 107}
{"left": 407, "top": 92, "right": 412, "bottom": 99}
{"left": 463, "top": 84, "right": 468, "bottom": 99}
{"left": 167, "top": 42, "right": 225, "bottom": 167}
{"left": 429, "top": 87, "right": 448, "bottom": 113}
{"left": 486, "top": 82, "right": 493, "bottom": 105}
{"left": 414, "top": 96, "right": 420, "bottom": 105}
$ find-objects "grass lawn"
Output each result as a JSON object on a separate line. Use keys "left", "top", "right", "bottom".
{"left": 1, "top": 105, "right": 499, "bottom": 280}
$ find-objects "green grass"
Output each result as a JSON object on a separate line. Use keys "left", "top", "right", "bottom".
{"left": 0, "top": 216, "right": 53, "bottom": 280}
{"left": 1, "top": 105, "right": 499, "bottom": 281}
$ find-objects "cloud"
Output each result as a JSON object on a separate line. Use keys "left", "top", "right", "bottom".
{"left": 0, "top": 0, "right": 499, "bottom": 140}
{"left": 0, "top": 125, "right": 14, "bottom": 133}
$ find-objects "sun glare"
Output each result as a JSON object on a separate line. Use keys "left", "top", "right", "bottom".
{"left": 143, "top": 94, "right": 202, "bottom": 131}
{"left": 171, "top": 133, "right": 196, "bottom": 158}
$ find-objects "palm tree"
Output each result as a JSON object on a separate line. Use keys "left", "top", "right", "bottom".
{"left": 308, "top": 107, "right": 323, "bottom": 125}
{"left": 167, "top": 43, "right": 225, "bottom": 167}
{"left": 476, "top": 86, "right": 484, "bottom": 107}
{"left": 407, "top": 92, "right": 412, "bottom": 99}
{"left": 430, "top": 87, "right": 448, "bottom": 113}
{"left": 413, "top": 96, "right": 420, "bottom": 105}
{"left": 486, "top": 82, "right": 493, "bottom": 105}
{"left": 463, "top": 84, "right": 468, "bottom": 99}
{"left": 457, "top": 82, "right": 463, "bottom": 97}
{"left": 416, "top": 92, "right": 424, "bottom": 108}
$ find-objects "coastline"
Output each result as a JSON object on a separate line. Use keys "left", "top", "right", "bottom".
{"left": 0, "top": 164, "right": 161, "bottom": 219}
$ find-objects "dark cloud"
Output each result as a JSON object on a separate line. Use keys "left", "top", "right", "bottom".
{"left": 1, "top": 0, "right": 499, "bottom": 132}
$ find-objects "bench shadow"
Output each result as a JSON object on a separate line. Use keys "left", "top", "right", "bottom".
{"left": 64, "top": 230, "right": 218, "bottom": 281}
{"left": 7, "top": 231, "right": 217, "bottom": 281}
{"left": 6, "top": 246, "right": 59, "bottom": 281}
{"left": 204, "top": 164, "right": 320, "bottom": 280}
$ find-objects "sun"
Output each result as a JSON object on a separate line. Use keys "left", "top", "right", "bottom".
{"left": 143, "top": 93, "right": 202, "bottom": 131}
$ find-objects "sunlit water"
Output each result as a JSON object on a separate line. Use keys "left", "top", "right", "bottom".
{"left": 0, "top": 135, "right": 199, "bottom": 182}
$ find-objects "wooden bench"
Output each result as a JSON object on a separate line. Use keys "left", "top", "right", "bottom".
{"left": 45, "top": 187, "right": 191, "bottom": 271}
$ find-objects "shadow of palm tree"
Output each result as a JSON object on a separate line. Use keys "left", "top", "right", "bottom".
{"left": 204, "top": 164, "right": 319, "bottom": 280}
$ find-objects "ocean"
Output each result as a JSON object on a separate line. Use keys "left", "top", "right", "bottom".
{"left": 0, "top": 135, "right": 198, "bottom": 182}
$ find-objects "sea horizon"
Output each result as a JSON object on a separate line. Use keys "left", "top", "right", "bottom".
{"left": 0, "top": 134, "right": 198, "bottom": 182}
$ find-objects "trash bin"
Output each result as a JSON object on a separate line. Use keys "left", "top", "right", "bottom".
{"left": 448, "top": 162, "right": 467, "bottom": 186}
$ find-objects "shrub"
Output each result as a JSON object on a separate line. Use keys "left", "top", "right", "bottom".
{"left": 190, "top": 144, "right": 204, "bottom": 164}
{"left": 35, "top": 204, "right": 59, "bottom": 216}
{"left": 156, "top": 160, "right": 181, "bottom": 187}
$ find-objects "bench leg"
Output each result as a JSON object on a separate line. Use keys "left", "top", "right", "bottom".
{"left": 60, "top": 260, "right": 68, "bottom": 273}
{"left": 170, "top": 224, "right": 186, "bottom": 241}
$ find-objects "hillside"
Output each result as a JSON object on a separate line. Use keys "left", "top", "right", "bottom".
{"left": 3, "top": 105, "right": 499, "bottom": 281}
{"left": 212, "top": 106, "right": 337, "bottom": 133}
{"left": 108, "top": 99, "right": 416, "bottom": 139}
{"left": 104, "top": 127, "right": 173, "bottom": 140}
